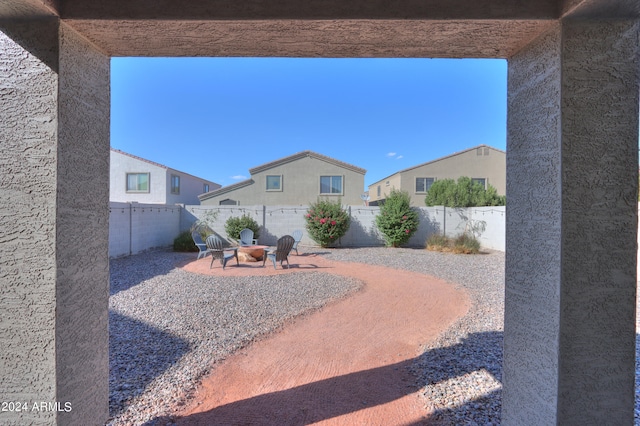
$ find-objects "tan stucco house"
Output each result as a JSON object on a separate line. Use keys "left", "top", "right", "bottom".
{"left": 110, "top": 148, "right": 220, "bottom": 205}
{"left": 368, "top": 144, "right": 505, "bottom": 206}
{"left": 199, "top": 151, "right": 366, "bottom": 206}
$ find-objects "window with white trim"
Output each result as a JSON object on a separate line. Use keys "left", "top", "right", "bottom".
{"left": 320, "top": 175, "right": 343, "bottom": 195}
{"left": 203, "top": 183, "right": 210, "bottom": 193}
{"left": 126, "top": 173, "right": 149, "bottom": 193}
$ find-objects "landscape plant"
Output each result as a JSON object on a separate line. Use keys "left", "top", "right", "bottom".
{"left": 425, "top": 176, "right": 505, "bottom": 207}
{"left": 375, "top": 189, "right": 420, "bottom": 247}
{"left": 426, "top": 232, "right": 481, "bottom": 254}
{"left": 173, "top": 231, "right": 198, "bottom": 252}
{"left": 224, "top": 214, "right": 261, "bottom": 241}
{"left": 426, "top": 233, "right": 450, "bottom": 251}
{"left": 453, "top": 232, "right": 481, "bottom": 254}
{"left": 193, "top": 210, "right": 219, "bottom": 235}
{"left": 174, "top": 211, "right": 219, "bottom": 252}
{"left": 304, "top": 198, "right": 350, "bottom": 247}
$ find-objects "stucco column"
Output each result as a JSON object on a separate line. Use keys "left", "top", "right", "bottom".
{"left": 0, "top": 20, "right": 110, "bottom": 425}
{"left": 503, "top": 18, "right": 639, "bottom": 425}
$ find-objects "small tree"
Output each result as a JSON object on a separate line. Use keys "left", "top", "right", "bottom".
{"left": 305, "top": 198, "right": 350, "bottom": 248}
{"left": 375, "top": 189, "right": 420, "bottom": 247}
{"left": 225, "top": 214, "right": 260, "bottom": 241}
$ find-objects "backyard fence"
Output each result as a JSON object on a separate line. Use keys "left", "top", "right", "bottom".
{"left": 109, "top": 202, "right": 506, "bottom": 258}
{"left": 109, "top": 202, "right": 182, "bottom": 258}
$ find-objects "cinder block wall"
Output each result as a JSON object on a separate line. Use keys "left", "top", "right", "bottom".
{"left": 108, "top": 204, "right": 506, "bottom": 256}
{"left": 109, "top": 202, "right": 132, "bottom": 257}
{"left": 108, "top": 202, "right": 181, "bottom": 258}
{"left": 183, "top": 205, "right": 506, "bottom": 251}
{"left": 130, "top": 204, "right": 181, "bottom": 254}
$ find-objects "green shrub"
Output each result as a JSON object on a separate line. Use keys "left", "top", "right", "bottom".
{"left": 224, "top": 214, "right": 261, "bottom": 241}
{"left": 425, "top": 176, "right": 505, "bottom": 207}
{"left": 375, "top": 189, "right": 420, "bottom": 247}
{"left": 305, "top": 198, "right": 350, "bottom": 247}
{"left": 173, "top": 231, "right": 198, "bottom": 252}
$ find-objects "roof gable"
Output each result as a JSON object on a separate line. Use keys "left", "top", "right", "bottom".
{"left": 111, "top": 148, "right": 219, "bottom": 185}
{"left": 199, "top": 179, "right": 254, "bottom": 201}
{"left": 249, "top": 150, "right": 366, "bottom": 175}
{"left": 371, "top": 144, "right": 504, "bottom": 185}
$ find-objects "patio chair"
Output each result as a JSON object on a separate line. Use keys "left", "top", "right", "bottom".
{"left": 291, "top": 230, "right": 303, "bottom": 255}
{"left": 192, "top": 231, "right": 209, "bottom": 260}
{"left": 263, "top": 235, "right": 295, "bottom": 269}
{"left": 205, "top": 234, "right": 239, "bottom": 269}
{"left": 239, "top": 228, "right": 258, "bottom": 246}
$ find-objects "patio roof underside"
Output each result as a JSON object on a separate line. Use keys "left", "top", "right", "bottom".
{"left": 1, "top": 0, "right": 638, "bottom": 58}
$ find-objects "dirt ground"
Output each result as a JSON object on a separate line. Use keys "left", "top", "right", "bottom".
{"left": 176, "top": 250, "right": 470, "bottom": 425}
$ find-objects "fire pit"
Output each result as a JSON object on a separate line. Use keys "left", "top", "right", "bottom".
{"left": 237, "top": 245, "right": 268, "bottom": 262}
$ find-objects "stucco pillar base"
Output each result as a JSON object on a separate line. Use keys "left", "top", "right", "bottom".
{"left": 0, "top": 20, "right": 110, "bottom": 425}
{"left": 504, "top": 18, "right": 639, "bottom": 425}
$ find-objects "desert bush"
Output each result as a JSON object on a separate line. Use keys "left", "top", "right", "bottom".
{"left": 224, "top": 214, "right": 261, "bottom": 241}
{"left": 375, "top": 189, "right": 419, "bottom": 247}
{"left": 173, "top": 231, "right": 198, "bottom": 252}
{"left": 453, "top": 233, "right": 481, "bottom": 254}
{"left": 305, "top": 198, "right": 350, "bottom": 247}
{"left": 426, "top": 232, "right": 481, "bottom": 254}
{"left": 426, "top": 233, "right": 451, "bottom": 251}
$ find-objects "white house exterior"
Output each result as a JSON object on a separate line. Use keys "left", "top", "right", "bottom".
{"left": 110, "top": 149, "right": 220, "bottom": 205}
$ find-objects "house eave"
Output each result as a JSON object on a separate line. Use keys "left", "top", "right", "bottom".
{"left": 198, "top": 179, "right": 255, "bottom": 202}
{"left": 249, "top": 150, "right": 366, "bottom": 176}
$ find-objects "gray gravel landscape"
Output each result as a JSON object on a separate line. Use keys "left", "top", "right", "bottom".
{"left": 108, "top": 246, "right": 638, "bottom": 425}
{"left": 323, "top": 247, "right": 504, "bottom": 425}
{"left": 108, "top": 250, "right": 362, "bottom": 425}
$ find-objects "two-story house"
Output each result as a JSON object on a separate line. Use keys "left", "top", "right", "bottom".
{"left": 368, "top": 144, "right": 505, "bottom": 206}
{"left": 199, "top": 151, "right": 366, "bottom": 206}
{"left": 110, "top": 148, "right": 220, "bottom": 205}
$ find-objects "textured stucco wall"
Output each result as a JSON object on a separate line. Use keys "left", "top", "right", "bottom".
{"left": 0, "top": 20, "right": 109, "bottom": 425}
{"left": 504, "top": 19, "right": 639, "bottom": 425}
{"left": 504, "top": 25, "right": 563, "bottom": 425}
{"left": 2, "top": 2, "right": 638, "bottom": 425}
{"left": 556, "top": 19, "right": 638, "bottom": 424}
{"left": 56, "top": 23, "right": 110, "bottom": 425}
{"left": 0, "top": 20, "right": 60, "bottom": 426}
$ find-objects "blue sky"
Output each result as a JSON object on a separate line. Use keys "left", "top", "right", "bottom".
{"left": 111, "top": 57, "right": 507, "bottom": 189}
